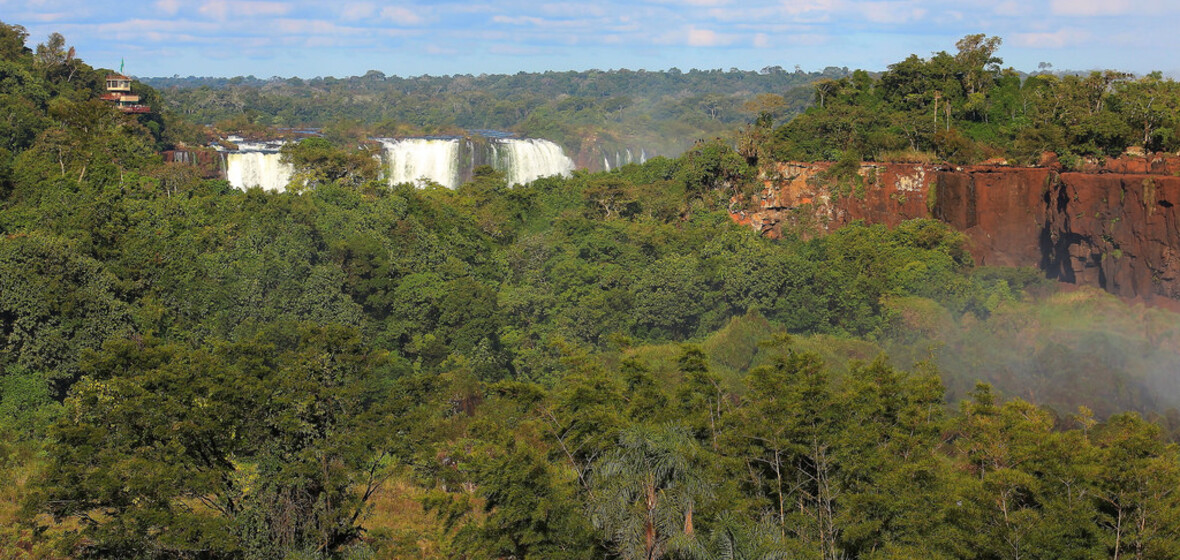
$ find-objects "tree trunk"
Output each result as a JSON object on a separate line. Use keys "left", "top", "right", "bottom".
{"left": 646, "top": 483, "right": 657, "bottom": 560}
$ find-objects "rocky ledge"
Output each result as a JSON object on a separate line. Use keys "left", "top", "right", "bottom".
{"left": 732, "top": 155, "right": 1180, "bottom": 302}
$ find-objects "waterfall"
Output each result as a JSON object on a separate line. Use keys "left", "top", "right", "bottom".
{"left": 491, "top": 139, "right": 575, "bottom": 185}
{"left": 597, "top": 147, "right": 648, "bottom": 172}
{"left": 233, "top": 139, "right": 285, "bottom": 151}
{"left": 220, "top": 134, "right": 574, "bottom": 192}
{"left": 382, "top": 136, "right": 572, "bottom": 188}
{"left": 380, "top": 138, "right": 462, "bottom": 188}
{"left": 225, "top": 151, "right": 293, "bottom": 191}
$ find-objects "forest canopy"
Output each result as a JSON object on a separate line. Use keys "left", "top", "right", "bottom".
{"left": 143, "top": 64, "right": 843, "bottom": 161}
{"left": 2, "top": 23, "right": 1180, "bottom": 560}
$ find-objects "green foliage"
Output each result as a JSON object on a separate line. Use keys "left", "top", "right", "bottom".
{"left": 771, "top": 34, "right": 1180, "bottom": 164}
{"left": 812, "top": 152, "right": 864, "bottom": 198}
{"left": 456, "top": 438, "right": 601, "bottom": 560}
{"left": 0, "top": 365, "right": 60, "bottom": 439}
{"left": 280, "top": 137, "right": 380, "bottom": 190}
{"left": 0, "top": 232, "right": 132, "bottom": 393}
{"left": 0, "top": 21, "right": 31, "bottom": 62}
{"left": 144, "top": 67, "right": 843, "bottom": 162}
{"left": 675, "top": 138, "right": 754, "bottom": 205}
{"left": 589, "top": 424, "right": 711, "bottom": 560}
{"left": 1, "top": 24, "right": 1179, "bottom": 560}
{"left": 35, "top": 324, "right": 396, "bottom": 558}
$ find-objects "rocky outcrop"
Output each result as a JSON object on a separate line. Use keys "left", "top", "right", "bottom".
{"left": 931, "top": 166, "right": 1053, "bottom": 268}
{"left": 735, "top": 155, "right": 1180, "bottom": 303}
{"left": 733, "top": 161, "right": 934, "bottom": 234}
{"left": 1044, "top": 172, "right": 1180, "bottom": 300}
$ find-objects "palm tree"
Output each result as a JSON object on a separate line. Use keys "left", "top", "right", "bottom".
{"left": 668, "top": 512, "right": 796, "bottom": 560}
{"left": 589, "top": 424, "right": 711, "bottom": 560}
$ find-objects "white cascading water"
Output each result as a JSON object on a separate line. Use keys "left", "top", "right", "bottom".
{"left": 225, "top": 151, "right": 294, "bottom": 192}
{"left": 220, "top": 135, "right": 574, "bottom": 191}
{"left": 491, "top": 139, "right": 575, "bottom": 185}
{"left": 380, "top": 138, "right": 461, "bottom": 188}
{"left": 602, "top": 148, "right": 645, "bottom": 172}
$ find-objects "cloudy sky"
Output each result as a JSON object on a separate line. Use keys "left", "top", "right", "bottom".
{"left": 4, "top": 0, "right": 1178, "bottom": 78}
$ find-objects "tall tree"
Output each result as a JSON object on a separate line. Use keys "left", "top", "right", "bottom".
{"left": 590, "top": 424, "right": 711, "bottom": 560}
{"left": 34, "top": 324, "right": 396, "bottom": 558}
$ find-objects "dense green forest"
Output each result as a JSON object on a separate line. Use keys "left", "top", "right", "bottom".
{"left": 3, "top": 21, "right": 1180, "bottom": 560}
{"left": 144, "top": 34, "right": 1180, "bottom": 170}
{"left": 143, "top": 64, "right": 841, "bottom": 160}
{"left": 762, "top": 35, "right": 1180, "bottom": 166}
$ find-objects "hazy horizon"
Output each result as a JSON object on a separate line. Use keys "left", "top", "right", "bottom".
{"left": 5, "top": 0, "right": 1179, "bottom": 80}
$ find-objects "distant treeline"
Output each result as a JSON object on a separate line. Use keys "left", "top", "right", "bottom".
{"left": 142, "top": 66, "right": 850, "bottom": 159}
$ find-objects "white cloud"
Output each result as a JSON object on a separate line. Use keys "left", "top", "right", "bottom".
{"left": 13, "top": 0, "right": 1180, "bottom": 78}
{"left": 86, "top": 18, "right": 219, "bottom": 34}
{"left": 780, "top": 0, "right": 839, "bottom": 19}
{"left": 705, "top": 6, "right": 781, "bottom": 22}
{"left": 201, "top": 0, "right": 227, "bottom": 20}
{"left": 1012, "top": 28, "right": 1091, "bottom": 48}
{"left": 276, "top": 19, "right": 365, "bottom": 35}
{"left": 489, "top": 14, "right": 614, "bottom": 31}
{"left": 492, "top": 15, "right": 545, "bottom": 25}
{"left": 781, "top": 33, "right": 829, "bottom": 46}
{"left": 198, "top": 0, "right": 291, "bottom": 21}
{"left": 687, "top": 27, "right": 723, "bottom": 46}
{"left": 649, "top": 0, "right": 733, "bottom": 5}
{"left": 993, "top": 1, "right": 1021, "bottom": 16}
{"left": 450, "top": 3, "right": 497, "bottom": 14}
{"left": 1050, "top": 0, "right": 1130, "bottom": 16}
{"left": 860, "top": 1, "right": 927, "bottom": 24}
{"left": 155, "top": 0, "right": 181, "bottom": 16}
{"left": 305, "top": 36, "right": 349, "bottom": 48}
{"left": 18, "top": 11, "right": 72, "bottom": 22}
{"left": 541, "top": 3, "right": 606, "bottom": 17}
{"left": 380, "top": 6, "right": 424, "bottom": 25}
{"left": 425, "top": 44, "right": 458, "bottom": 55}
{"left": 340, "top": 3, "right": 375, "bottom": 21}
{"left": 489, "top": 43, "right": 544, "bottom": 55}
{"left": 655, "top": 25, "right": 733, "bottom": 47}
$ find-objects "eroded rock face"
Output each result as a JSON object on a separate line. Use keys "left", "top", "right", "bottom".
{"left": 735, "top": 155, "right": 1180, "bottom": 303}
{"left": 932, "top": 166, "right": 1052, "bottom": 268}
{"left": 1045, "top": 172, "right": 1180, "bottom": 300}
{"left": 732, "top": 161, "right": 934, "bottom": 235}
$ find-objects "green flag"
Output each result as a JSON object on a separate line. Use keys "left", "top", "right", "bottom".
{"left": 120, "top": 58, "right": 124, "bottom": 74}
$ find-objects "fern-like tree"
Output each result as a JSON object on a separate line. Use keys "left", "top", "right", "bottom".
{"left": 668, "top": 512, "right": 796, "bottom": 560}
{"left": 590, "top": 424, "right": 712, "bottom": 560}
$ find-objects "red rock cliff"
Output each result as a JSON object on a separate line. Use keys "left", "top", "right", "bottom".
{"left": 735, "top": 155, "right": 1180, "bottom": 302}
{"left": 1044, "top": 171, "right": 1180, "bottom": 300}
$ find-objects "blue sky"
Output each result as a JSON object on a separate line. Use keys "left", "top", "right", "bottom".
{"left": 4, "top": 0, "right": 1179, "bottom": 78}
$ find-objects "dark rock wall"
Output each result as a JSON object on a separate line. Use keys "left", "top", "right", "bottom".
{"left": 737, "top": 156, "right": 1180, "bottom": 303}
